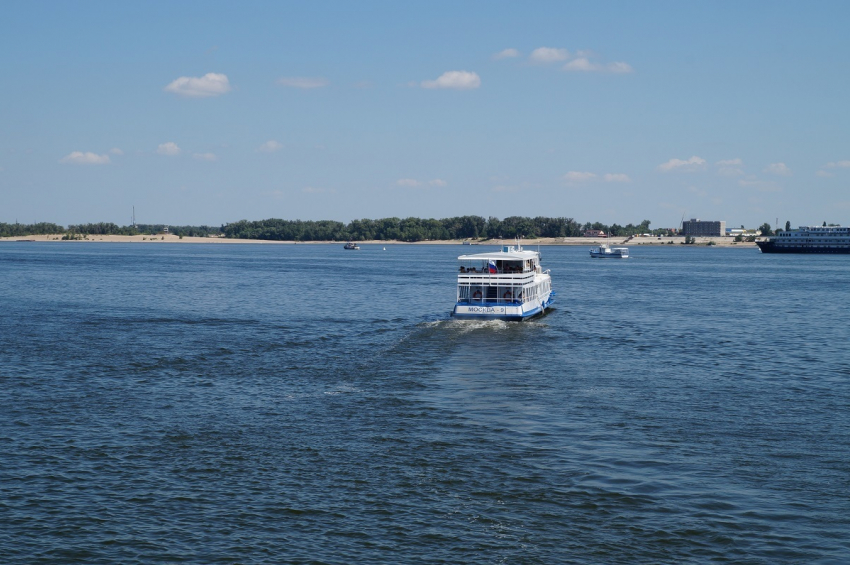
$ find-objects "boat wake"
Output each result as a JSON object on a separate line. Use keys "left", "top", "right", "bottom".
{"left": 420, "top": 318, "right": 510, "bottom": 333}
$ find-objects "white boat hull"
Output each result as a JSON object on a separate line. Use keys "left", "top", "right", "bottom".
{"left": 589, "top": 247, "right": 628, "bottom": 258}
{"left": 452, "top": 292, "right": 554, "bottom": 321}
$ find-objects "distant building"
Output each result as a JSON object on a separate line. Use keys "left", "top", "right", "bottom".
{"left": 682, "top": 219, "right": 726, "bottom": 237}
{"left": 583, "top": 229, "right": 608, "bottom": 237}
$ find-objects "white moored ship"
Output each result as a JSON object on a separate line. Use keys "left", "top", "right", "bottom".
{"left": 757, "top": 225, "right": 850, "bottom": 254}
{"left": 452, "top": 243, "right": 554, "bottom": 321}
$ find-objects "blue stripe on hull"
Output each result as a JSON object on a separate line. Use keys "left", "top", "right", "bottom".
{"left": 452, "top": 310, "right": 543, "bottom": 321}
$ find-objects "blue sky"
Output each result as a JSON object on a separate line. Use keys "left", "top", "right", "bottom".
{"left": 2, "top": 1, "right": 849, "bottom": 228}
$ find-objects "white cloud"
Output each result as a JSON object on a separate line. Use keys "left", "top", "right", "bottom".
{"left": 739, "top": 176, "right": 782, "bottom": 192}
{"left": 764, "top": 162, "right": 792, "bottom": 176}
{"left": 164, "top": 73, "right": 231, "bottom": 98}
{"left": 302, "top": 186, "right": 335, "bottom": 194}
{"left": 603, "top": 173, "right": 631, "bottom": 182}
{"left": 657, "top": 156, "right": 706, "bottom": 172}
{"left": 59, "top": 151, "right": 110, "bottom": 165}
{"left": 563, "top": 58, "right": 634, "bottom": 73}
{"left": 563, "top": 171, "right": 597, "bottom": 183}
{"left": 826, "top": 160, "right": 850, "bottom": 168}
{"left": 716, "top": 158, "right": 744, "bottom": 176}
{"left": 493, "top": 48, "right": 519, "bottom": 60}
{"left": 193, "top": 152, "right": 217, "bottom": 161}
{"left": 258, "top": 140, "right": 283, "bottom": 153}
{"left": 396, "top": 178, "right": 446, "bottom": 188}
{"left": 421, "top": 70, "right": 481, "bottom": 90}
{"left": 563, "top": 58, "right": 599, "bottom": 72}
{"left": 276, "top": 77, "right": 329, "bottom": 89}
{"left": 607, "top": 62, "right": 634, "bottom": 73}
{"left": 109, "top": 147, "right": 123, "bottom": 155}
{"left": 530, "top": 47, "right": 569, "bottom": 63}
{"left": 157, "top": 142, "right": 181, "bottom": 156}
{"left": 816, "top": 170, "right": 834, "bottom": 178}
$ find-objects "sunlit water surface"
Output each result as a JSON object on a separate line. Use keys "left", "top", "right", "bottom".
{"left": 1, "top": 243, "right": 848, "bottom": 564}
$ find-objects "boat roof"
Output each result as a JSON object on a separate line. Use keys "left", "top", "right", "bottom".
{"left": 458, "top": 245, "right": 539, "bottom": 261}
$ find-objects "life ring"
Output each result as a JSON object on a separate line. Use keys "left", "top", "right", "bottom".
{"left": 503, "top": 290, "right": 513, "bottom": 299}
{"left": 472, "top": 290, "right": 482, "bottom": 300}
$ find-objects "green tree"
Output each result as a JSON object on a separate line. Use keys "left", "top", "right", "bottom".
{"left": 759, "top": 222, "right": 774, "bottom": 236}
{"left": 785, "top": 220, "right": 791, "bottom": 232}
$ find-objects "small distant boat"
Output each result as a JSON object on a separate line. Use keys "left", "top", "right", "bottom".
{"left": 462, "top": 240, "right": 471, "bottom": 245}
{"left": 344, "top": 242, "right": 360, "bottom": 250}
{"left": 590, "top": 243, "right": 629, "bottom": 258}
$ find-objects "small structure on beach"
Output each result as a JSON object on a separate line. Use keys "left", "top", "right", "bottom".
{"left": 583, "top": 229, "right": 608, "bottom": 238}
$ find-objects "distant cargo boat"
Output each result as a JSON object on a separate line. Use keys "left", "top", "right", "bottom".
{"left": 589, "top": 243, "right": 629, "bottom": 258}
{"left": 452, "top": 243, "right": 554, "bottom": 321}
{"left": 344, "top": 242, "right": 360, "bottom": 250}
{"left": 757, "top": 226, "right": 850, "bottom": 254}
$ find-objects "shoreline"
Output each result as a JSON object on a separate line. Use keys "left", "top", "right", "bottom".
{"left": 0, "top": 234, "right": 759, "bottom": 248}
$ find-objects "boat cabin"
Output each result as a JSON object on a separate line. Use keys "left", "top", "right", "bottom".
{"left": 455, "top": 245, "right": 548, "bottom": 305}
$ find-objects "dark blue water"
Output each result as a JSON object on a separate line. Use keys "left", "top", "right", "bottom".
{"left": 1, "top": 242, "right": 849, "bottom": 564}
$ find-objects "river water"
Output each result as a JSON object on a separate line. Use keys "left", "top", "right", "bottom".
{"left": 1, "top": 242, "right": 848, "bottom": 564}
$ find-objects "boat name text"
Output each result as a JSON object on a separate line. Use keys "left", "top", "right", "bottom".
{"left": 466, "top": 306, "right": 506, "bottom": 314}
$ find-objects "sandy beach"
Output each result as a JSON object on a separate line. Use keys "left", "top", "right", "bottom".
{"left": 0, "top": 234, "right": 759, "bottom": 247}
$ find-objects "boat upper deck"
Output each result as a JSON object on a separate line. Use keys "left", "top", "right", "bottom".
{"left": 456, "top": 245, "right": 547, "bottom": 281}
{"left": 457, "top": 246, "right": 539, "bottom": 262}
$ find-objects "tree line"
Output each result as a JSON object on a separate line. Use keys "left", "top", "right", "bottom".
{"left": 221, "top": 217, "right": 657, "bottom": 241}
{"left": 8, "top": 216, "right": 806, "bottom": 242}
{"left": 65, "top": 223, "right": 222, "bottom": 237}
{"left": 3, "top": 217, "right": 659, "bottom": 241}
{"left": 0, "top": 222, "right": 65, "bottom": 238}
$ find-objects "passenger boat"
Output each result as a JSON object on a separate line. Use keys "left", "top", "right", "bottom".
{"left": 343, "top": 242, "right": 360, "bottom": 250}
{"left": 452, "top": 243, "right": 554, "bottom": 321}
{"left": 757, "top": 225, "right": 850, "bottom": 254}
{"left": 589, "top": 243, "right": 629, "bottom": 258}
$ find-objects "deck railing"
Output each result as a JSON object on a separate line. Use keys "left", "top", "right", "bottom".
{"left": 457, "top": 271, "right": 536, "bottom": 281}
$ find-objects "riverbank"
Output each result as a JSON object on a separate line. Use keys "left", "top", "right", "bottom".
{"left": 0, "top": 234, "right": 759, "bottom": 247}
